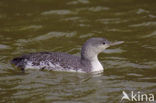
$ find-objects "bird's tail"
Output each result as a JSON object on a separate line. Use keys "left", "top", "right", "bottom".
{"left": 11, "top": 57, "right": 22, "bottom": 65}
{"left": 11, "top": 57, "right": 25, "bottom": 69}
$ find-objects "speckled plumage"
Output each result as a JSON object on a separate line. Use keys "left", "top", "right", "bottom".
{"left": 11, "top": 37, "right": 112, "bottom": 73}
{"left": 11, "top": 52, "right": 91, "bottom": 72}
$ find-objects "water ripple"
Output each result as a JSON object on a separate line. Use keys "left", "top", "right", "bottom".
{"left": 103, "top": 48, "right": 125, "bottom": 54}
{"left": 129, "top": 21, "right": 156, "bottom": 27}
{"left": 88, "top": 6, "right": 110, "bottom": 12}
{"left": 0, "top": 44, "right": 11, "bottom": 50}
{"left": 142, "top": 31, "right": 156, "bottom": 38}
{"left": 97, "top": 18, "right": 128, "bottom": 24}
{"left": 136, "top": 8, "right": 149, "bottom": 15}
{"left": 15, "top": 31, "right": 77, "bottom": 45}
{"left": 104, "top": 58, "right": 151, "bottom": 69}
{"left": 41, "top": 10, "right": 75, "bottom": 15}
{"left": 34, "top": 31, "right": 77, "bottom": 40}
{"left": 19, "top": 25, "right": 42, "bottom": 31}
{"left": 67, "top": 0, "right": 90, "bottom": 5}
{"left": 75, "top": 6, "right": 109, "bottom": 13}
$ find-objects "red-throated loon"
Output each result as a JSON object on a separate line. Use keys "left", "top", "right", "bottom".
{"left": 11, "top": 37, "right": 123, "bottom": 73}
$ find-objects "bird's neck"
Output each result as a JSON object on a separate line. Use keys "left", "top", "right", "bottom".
{"left": 81, "top": 46, "right": 104, "bottom": 72}
{"left": 90, "top": 55, "right": 103, "bottom": 72}
{"left": 81, "top": 54, "right": 104, "bottom": 72}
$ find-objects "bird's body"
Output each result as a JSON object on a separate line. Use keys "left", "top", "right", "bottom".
{"left": 11, "top": 37, "right": 114, "bottom": 73}
{"left": 12, "top": 52, "right": 92, "bottom": 72}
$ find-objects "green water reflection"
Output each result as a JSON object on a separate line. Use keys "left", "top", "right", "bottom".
{"left": 0, "top": 0, "right": 156, "bottom": 103}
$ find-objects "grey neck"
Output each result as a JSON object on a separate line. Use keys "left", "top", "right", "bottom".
{"left": 81, "top": 44, "right": 97, "bottom": 62}
{"left": 80, "top": 44, "right": 103, "bottom": 72}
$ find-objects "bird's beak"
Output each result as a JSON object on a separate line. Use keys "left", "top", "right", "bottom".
{"left": 103, "top": 41, "right": 124, "bottom": 53}
{"left": 109, "top": 41, "right": 124, "bottom": 46}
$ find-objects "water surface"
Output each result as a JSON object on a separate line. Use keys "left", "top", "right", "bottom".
{"left": 0, "top": 0, "right": 156, "bottom": 103}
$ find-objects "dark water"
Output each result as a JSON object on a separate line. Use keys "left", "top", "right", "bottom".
{"left": 0, "top": 0, "right": 156, "bottom": 103}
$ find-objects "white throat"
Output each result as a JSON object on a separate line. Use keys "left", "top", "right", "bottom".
{"left": 90, "top": 56, "right": 103, "bottom": 72}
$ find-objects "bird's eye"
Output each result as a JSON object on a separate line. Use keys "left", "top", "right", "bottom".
{"left": 103, "top": 42, "right": 105, "bottom": 45}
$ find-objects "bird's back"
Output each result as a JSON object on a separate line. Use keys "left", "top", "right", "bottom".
{"left": 11, "top": 52, "right": 85, "bottom": 72}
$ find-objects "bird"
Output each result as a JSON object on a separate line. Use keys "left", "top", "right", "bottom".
{"left": 11, "top": 37, "right": 123, "bottom": 73}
